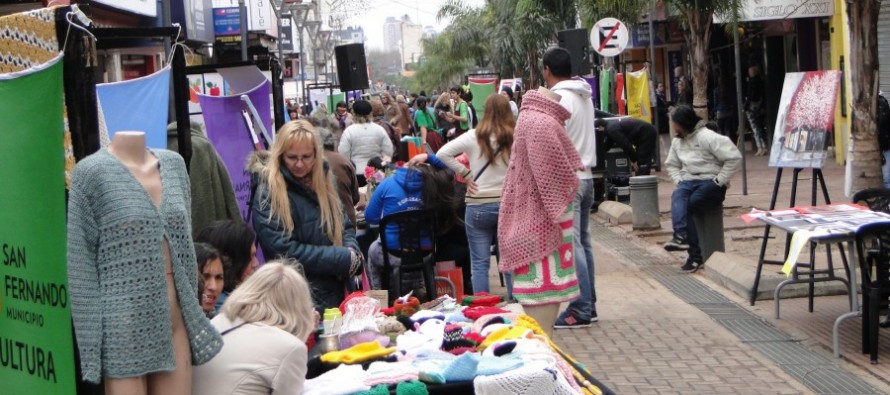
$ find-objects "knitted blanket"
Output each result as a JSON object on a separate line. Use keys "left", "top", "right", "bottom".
{"left": 497, "top": 90, "right": 581, "bottom": 272}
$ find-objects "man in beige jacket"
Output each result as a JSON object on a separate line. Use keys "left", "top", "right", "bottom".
{"left": 663, "top": 105, "right": 742, "bottom": 273}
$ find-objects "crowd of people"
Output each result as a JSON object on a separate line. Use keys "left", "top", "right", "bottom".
{"left": 65, "top": 40, "right": 748, "bottom": 393}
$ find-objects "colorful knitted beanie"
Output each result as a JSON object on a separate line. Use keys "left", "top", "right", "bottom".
{"left": 321, "top": 340, "right": 396, "bottom": 364}
{"left": 461, "top": 292, "right": 502, "bottom": 307}
{"left": 394, "top": 296, "right": 422, "bottom": 317}
{"left": 441, "top": 324, "right": 477, "bottom": 355}
{"left": 396, "top": 380, "right": 429, "bottom": 395}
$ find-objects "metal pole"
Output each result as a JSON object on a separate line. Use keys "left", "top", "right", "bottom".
{"left": 733, "top": 0, "right": 748, "bottom": 195}
{"left": 300, "top": 29, "right": 306, "bottom": 108}
{"left": 648, "top": 0, "right": 660, "bottom": 171}
{"left": 239, "top": 0, "right": 248, "bottom": 61}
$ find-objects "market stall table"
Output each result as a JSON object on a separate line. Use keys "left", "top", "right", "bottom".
{"left": 749, "top": 204, "right": 890, "bottom": 357}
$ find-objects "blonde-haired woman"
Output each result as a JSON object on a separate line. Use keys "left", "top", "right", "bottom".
{"left": 252, "top": 120, "right": 362, "bottom": 310}
{"left": 193, "top": 262, "right": 317, "bottom": 395}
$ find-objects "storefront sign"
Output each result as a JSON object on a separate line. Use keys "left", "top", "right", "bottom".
{"left": 280, "top": 17, "right": 294, "bottom": 53}
{"left": 93, "top": 0, "right": 156, "bottom": 17}
{"left": 0, "top": 55, "right": 76, "bottom": 394}
{"left": 214, "top": 7, "right": 241, "bottom": 36}
{"left": 716, "top": 0, "right": 834, "bottom": 23}
{"left": 172, "top": 0, "right": 214, "bottom": 43}
{"left": 248, "top": 0, "right": 272, "bottom": 31}
{"left": 630, "top": 21, "right": 685, "bottom": 47}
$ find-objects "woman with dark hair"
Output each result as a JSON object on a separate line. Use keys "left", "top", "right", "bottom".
{"left": 663, "top": 105, "right": 742, "bottom": 273}
{"left": 196, "top": 220, "right": 259, "bottom": 311}
{"left": 414, "top": 96, "right": 444, "bottom": 152}
{"left": 461, "top": 89, "right": 478, "bottom": 129}
{"left": 363, "top": 155, "right": 459, "bottom": 297}
{"left": 194, "top": 242, "right": 226, "bottom": 317}
{"left": 446, "top": 86, "right": 470, "bottom": 139}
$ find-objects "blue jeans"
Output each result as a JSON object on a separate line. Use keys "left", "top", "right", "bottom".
{"left": 465, "top": 202, "right": 512, "bottom": 296}
{"left": 671, "top": 179, "right": 727, "bottom": 263}
{"left": 564, "top": 178, "right": 596, "bottom": 320}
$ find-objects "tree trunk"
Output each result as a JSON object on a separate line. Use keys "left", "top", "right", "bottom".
{"left": 848, "top": 0, "right": 883, "bottom": 193}
{"left": 683, "top": 8, "right": 713, "bottom": 120}
{"left": 527, "top": 48, "right": 541, "bottom": 89}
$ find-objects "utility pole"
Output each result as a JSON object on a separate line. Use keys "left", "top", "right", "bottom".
{"left": 239, "top": 0, "right": 248, "bottom": 61}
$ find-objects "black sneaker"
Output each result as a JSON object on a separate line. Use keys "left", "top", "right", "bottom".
{"left": 664, "top": 237, "right": 690, "bottom": 251}
{"left": 681, "top": 260, "right": 704, "bottom": 273}
{"left": 553, "top": 311, "right": 593, "bottom": 329}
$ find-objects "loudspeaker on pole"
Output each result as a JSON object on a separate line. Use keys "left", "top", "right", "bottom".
{"left": 557, "top": 28, "right": 592, "bottom": 76}
{"left": 335, "top": 43, "right": 370, "bottom": 92}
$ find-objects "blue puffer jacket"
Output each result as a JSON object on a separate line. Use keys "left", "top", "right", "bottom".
{"left": 251, "top": 156, "right": 358, "bottom": 311}
{"left": 365, "top": 166, "right": 425, "bottom": 250}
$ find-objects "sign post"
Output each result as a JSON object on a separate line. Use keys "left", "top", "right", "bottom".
{"left": 591, "top": 17, "right": 629, "bottom": 58}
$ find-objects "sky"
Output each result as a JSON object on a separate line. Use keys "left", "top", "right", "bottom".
{"left": 355, "top": 0, "right": 486, "bottom": 50}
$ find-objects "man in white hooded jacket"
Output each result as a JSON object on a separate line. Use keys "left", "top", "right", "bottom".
{"left": 543, "top": 47, "right": 599, "bottom": 328}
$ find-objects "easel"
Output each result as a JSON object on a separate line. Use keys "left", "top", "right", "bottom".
{"left": 750, "top": 167, "right": 851, "bottom": 318}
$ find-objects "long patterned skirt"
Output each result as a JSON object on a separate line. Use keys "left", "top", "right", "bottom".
{"left": 511, "top": 204, "right": 580, "bottom": 306}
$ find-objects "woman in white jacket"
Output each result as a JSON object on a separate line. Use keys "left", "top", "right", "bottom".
{"left": 192, "top": 261, "right": 317, "bottom": 395}
{"left": 338, "top": 100, "right": 394, "bottom": 185}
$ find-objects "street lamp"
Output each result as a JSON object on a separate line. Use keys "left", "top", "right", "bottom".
{"left": 287, "top": 4, "right": 312, "bottom": 105}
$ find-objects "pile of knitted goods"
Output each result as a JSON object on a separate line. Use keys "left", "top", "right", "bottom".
{"left": 302, "top": 294, "right": 605, "bottom": 395}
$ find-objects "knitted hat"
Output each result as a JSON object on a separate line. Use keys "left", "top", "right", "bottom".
{"left": 394, "top": 296, "right": 422, "bottom": 317}
{"left": 461, "top": 292, "right": 503, "bottom": 308}
{"left": 440, "top": 324, "right": 476, "bottom": 355}
{"left": 441, "top": 352, "right": 479, "bottom": 382}
{"left": 364, "top": 361, "right": 420, "bottom": 386}
{"left": 321, "top": 340, "right": 396, "bottom": 364}
{"left": 353, "top": 100, "right": 372, "bottom": 116}
{"left": 396, "top": 380, "right": 429, "bottom": 395}
{"left": 411, "top": 310, "right": 445, "bottom": 324}
{"left": 355, "top": 384, "right": 390, "bottom": 395}
{"left": 473, "top": 364, "right": 577, "bottom": 395}
{"left": 476, "top": 354, "right": 524, "bottom": 376}
{"left": 462, "top": 307, "right": 510, "bottom": 321}
{"left": 303, "top": 363, "right": 370, "bottom": 395}
{"left": 396, "top": 318, "right": 445, "bottom": 353}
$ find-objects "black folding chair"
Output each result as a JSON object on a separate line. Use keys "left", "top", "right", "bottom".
{"left": 379, "top": 209, "right": 449, "bottom": 305}
{"left": 854, "top": 221, "right": 890, "bottom": 364}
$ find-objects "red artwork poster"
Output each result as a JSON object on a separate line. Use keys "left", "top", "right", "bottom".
{"left": 768, "top": 70, "right": 841, "bottom": 168}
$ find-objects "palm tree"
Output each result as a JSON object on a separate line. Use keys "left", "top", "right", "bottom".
{"left": 847, "top": 0, "right": 883, "bottom": 191}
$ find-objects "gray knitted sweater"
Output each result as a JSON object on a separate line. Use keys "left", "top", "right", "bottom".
{"left": 67, "top": 149, "right": 222, "bottom": 383}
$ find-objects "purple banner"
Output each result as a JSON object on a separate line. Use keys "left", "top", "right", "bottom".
{"left": 199, "top": 81, "right": 272, "bottom": 221}
{"left": 584, "top": 76, "right": 599, "bottom": 111}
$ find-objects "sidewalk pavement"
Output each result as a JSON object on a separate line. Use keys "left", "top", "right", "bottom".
{"left": 487, "top": 146, "right": 890, "bottom": 394}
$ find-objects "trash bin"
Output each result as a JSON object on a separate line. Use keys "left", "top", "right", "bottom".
{"left": 629, "top": 176, "right": 660, "bottom": 229}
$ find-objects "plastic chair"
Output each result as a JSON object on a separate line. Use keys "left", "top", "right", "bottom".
{"left": 853, "top": 222, "right": 890, "bottom": 364}
{"left": 379, "top": 209, "right": 439, "bottom": 305}
{"left": 852, "top": 188, "right": 890, "bottom": 214}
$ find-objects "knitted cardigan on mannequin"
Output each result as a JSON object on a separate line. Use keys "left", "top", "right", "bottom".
{"left": 497, "top": 90, "right": 581, "bottom": 272}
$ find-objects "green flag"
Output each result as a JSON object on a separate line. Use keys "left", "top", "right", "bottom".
{"left": 0, "top": 55, "right": 75, "bottom": 394}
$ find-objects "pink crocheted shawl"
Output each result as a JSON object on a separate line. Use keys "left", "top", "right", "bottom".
{"left": 497, "top": 90, "right": 582, "bottom": 273}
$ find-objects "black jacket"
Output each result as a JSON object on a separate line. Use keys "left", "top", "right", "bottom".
{"left": 251, "top": 154, "right": 359, "bottom": 310}
{"left": 602, "top": 118, "right": 658, "bottom": 163}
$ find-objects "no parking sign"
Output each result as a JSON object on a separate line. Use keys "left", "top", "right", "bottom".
{"left": 591, "top": 17, "right": 629, "bottom": 57}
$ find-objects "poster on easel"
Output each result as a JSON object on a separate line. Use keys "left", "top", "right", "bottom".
{"left": 768, "top": 71, "right": 841, "bottom": 168}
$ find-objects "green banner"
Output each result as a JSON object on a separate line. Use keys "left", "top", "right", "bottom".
{"left": 468, "top": 78, "right": 497, "bottom": 122}
{"left": 327, "top": 92, "right": 346, "bottom": 114}
{"left": 0, "top": 56, "right": 74, "bottom": 394}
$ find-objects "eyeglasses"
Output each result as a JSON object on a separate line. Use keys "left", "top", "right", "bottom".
{"left": 287, "top": 154, "right": 315, "bottom": 164}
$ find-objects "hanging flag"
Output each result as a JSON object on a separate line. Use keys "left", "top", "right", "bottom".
{"left": 199, "top": 81, "right": 272, "bottom": 221}
{"left": 615, "top": 72, "right": 626, "bottom": 115}
{"left": 599, "top": 69, "right": 611, "bottom": 112}
{"left": 626, "top": 68, "right": 652, "bottom": 123}
{"left": 96, "top": 67, "right": 171, "bottom": 149}
{"left": 0, "top": 55, "right": 76, "bottom": 395}
{"left": 468, "top": 76, "right": 498, "bottom": 121}
{"left": 583, "top": 76, "right": 598, "bottom": 110}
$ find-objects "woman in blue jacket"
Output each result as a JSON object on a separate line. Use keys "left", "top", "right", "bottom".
{"left": 251, "top": 120, "right": 363, "bottom": 310}
{"left": 364, "top": 154, "right": 458, "bottom": 296}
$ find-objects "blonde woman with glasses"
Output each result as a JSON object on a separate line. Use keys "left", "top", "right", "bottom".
{"left": 193, "top": 261, "right": 317, "bottom": 395}
{"left": 251, "top": 120, "right": 363, "bottom": 311}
